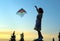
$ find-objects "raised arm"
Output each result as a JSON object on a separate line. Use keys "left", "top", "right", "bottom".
{"left": 35, "top": 6, "right": 39, "bottom": 12}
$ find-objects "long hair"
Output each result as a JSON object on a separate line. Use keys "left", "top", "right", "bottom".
{"left": 38, "top": 8, "right": 43, "bottom": 14}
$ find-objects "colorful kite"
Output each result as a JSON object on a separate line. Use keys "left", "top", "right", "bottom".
{"left": 16, "top": 8, "right": 26, "bottom": 17}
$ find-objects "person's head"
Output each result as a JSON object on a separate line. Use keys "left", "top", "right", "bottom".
{"left": 13, "top": 31, "right": 15, "bottom": 35}
{"left": 38, "top": 8, "right": 43, "bottom": 14}
{"left": 21, "top": 33, "right": 24, "bottom": 38}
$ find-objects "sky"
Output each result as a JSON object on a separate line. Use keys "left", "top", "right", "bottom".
{"left": 0, "top": 0, "right": 60, "bottom": 40}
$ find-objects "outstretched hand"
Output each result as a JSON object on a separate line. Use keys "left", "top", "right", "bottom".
{"left": 35, "top": 6, "right": 37, "bottom": 8}
{"left": 35, "top": 6, "right": 38, "bottom": 12}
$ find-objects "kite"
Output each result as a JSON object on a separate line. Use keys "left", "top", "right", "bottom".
{"left": 16, "top": 8, "right": 26, "bottom": 17}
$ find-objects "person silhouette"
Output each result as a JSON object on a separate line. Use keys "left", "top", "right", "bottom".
{"left": 58, "top": 32, "right": 60, "bottom": 41}
{"left": 53, "top": 38, "right": 55, "bottom": 41}
{"left": 34, "top": 6, "right": 44, "bottom": 40}
{"left": 10, "top": 31, "right": 16, "bottom": 41}
{"left": 20, "top": 33, "right": 24, "bottom": 41}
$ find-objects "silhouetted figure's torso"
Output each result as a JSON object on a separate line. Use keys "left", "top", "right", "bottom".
{"left": 20, "top": 33, "right": 24, "bottom": 41}
{"left": 58, "top": 32, "right": 60, "bottom": 41}
{"left": 34, "top": 6, "right": 43, "bottom": 31}
{"left": 10, "top": 31, "right": 16, "bottom": 41}
{"left": 53, "top": 38, "right": 55, "bottom": 41}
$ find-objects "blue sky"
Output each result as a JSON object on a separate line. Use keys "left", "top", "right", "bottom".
{"left": 0, "top": 0, "right": 60, "bottom": 34}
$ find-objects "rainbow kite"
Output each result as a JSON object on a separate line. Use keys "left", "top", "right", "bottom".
{"left": 17, "top": 8, "right": 26, "bottom": 17}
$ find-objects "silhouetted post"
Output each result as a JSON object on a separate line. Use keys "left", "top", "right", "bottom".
{"left": 58, "top": 32, "right": 60, "bottom": 41}
{"left": 10, "top": 31, "right": 16, "bottom": 41}
{"left": 19, "top": 33, "right": 24, "bottom": 41}
{"left": 53, "top": 38, "right": 55, "bottom": 41}
{"left": 34, "top": 6, "right": 44, "bottom": 41}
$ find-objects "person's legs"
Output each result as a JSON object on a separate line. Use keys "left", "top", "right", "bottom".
{"left": 37, "top": 31, "right": 40, "bottom": 38}
{"left": 37, "top": 31, "right": 43, "bottom": 39}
